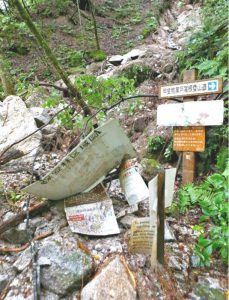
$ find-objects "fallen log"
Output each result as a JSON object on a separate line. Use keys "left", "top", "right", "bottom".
{"left": 0, "top": 201, "right": 52, "bottom": 235}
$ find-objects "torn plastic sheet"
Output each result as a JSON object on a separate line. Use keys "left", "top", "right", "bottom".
{"left": 64, "top": 185, "right": 120, "bottom": 236}
{"left": 23, "top": 119, "right": 136, "bottom": 200}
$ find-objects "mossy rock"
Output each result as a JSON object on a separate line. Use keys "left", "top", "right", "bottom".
{"left": 117, "top": 62, "right": 153, "bottom": 86}
{"left": 87, "top": 50, "right": 107, "bottom": 62}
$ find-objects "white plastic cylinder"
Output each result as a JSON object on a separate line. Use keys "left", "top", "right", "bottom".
{"left": 119, "top": 160, "right": 149, "bottom": 205}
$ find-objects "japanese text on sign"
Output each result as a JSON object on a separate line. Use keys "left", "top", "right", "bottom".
{"left": 173, "top": 127, "right": 205, "bottom": 152}
{"left": 160, "top": 78, "right": 222, "bottom": 98}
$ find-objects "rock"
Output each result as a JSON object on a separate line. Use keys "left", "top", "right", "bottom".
{"left": 190, "top": 277, "right": 225, "bottom": 300}
{"left": 163, "top": 63, "right": 173, "bottom": 73}
{"left": 133, "top": 117, "right": 148, "bottom": 132}
{"left": 81, "top": 256, "right": 136, "bottom": 300}
{"left": 26, "top": 89, "right": 48, "bottom": 108}
{"left": 190, "top": 255, "right": 199, "bottom": 268}
{"left": 122, "top": 49, "right": 146, "bottom": 64}
{"left": 29, "top": 107, "right": 51, "bottom": 127}
{"left": 109, "top": 55, "right": 123, "bottom": 66}
{"left": 41, "top": 291, "right": 60, "bottom": 300}
{"left": 86, "top": 62, "right": 103, "bottom": 74}
{"left": 0, "top": 96, "right": 41, "bottom": 164}
{"left": 1, "top": 222, "right": 35, "bottom": 245}
{"left": 177, "top": 9, "right": 201, "bottom": 34}
{"left": 0, "top": 274, "right": 8, "bottom": 292}
{"left": 38, "top": 241, "right": 93, "bottom": 296}
{"left": 168, "top": 256, "right": 182, "bottom": 271}
{"left": 13, "top": 247, "right": 32, "bottom": 272}
{"left": 119, "top": 215, "right": 137, "bottom": 228}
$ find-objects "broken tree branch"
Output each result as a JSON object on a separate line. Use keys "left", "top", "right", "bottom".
{"left": 31, "top": 81, "right": 69, "bottom": 93}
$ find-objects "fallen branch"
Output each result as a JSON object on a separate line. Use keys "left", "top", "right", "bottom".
{"left": 31, "top": 81, "right": 69, "bottom": 93}
{"left": 0, "top": 201, "right": 52, "bottom": 235}
{"left": 0, "top": 229, "right": 53, "bottom": 253}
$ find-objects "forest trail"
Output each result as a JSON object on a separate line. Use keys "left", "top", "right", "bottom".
{"left": 0, "top": 1, "right": 227, "bottom": 299}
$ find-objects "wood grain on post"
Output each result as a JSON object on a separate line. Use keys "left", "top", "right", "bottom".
{"left": 157, "top": 170, "right": 165, "bottom": 265}
{"left": 182, "top": 69, "right": 197, "bottom": 184}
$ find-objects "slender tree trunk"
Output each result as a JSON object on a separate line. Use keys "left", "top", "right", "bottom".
{"left": 9, "top": 0, "right": 92, "bottom": 116}
{"left": 88, "top": 0, "right": 100, "bottom": 50}
{"left": 0, "top": 53, "right": 15, "bottom": 96}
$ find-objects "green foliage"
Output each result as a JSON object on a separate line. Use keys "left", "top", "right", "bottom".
{"left": 6, "top": 190, "right": 25, "bottom": 203}
{"left": 197, "top": 125, "right": 228, "bottom": 175}
{"left": 177, "top": 0, "right": 228, "bottom": 79}
{"left": 28, "top": 0, "right": 72, "bottom": 17}
{"left": 43, "top": 75, "right": 135, "bottom": 128}
{"left": 216, "top": 146, "right": 228, "bottom": 173}
{"left": 0, "top": 14, "right": 31, "bottom": 51}
{"left": 125, "top": 97, "right": 144, "bottom": 116}
{"left": 87, "top": 50, "right": 106, "bottom": 62}
{"left": 120, "top": 65, "right": 152, "bottom": 86}
{"left": 147, "top": 136, "right": 176, "bottom": 162}
{"left": 177, "top": 172, "right": 228, "bottom": 266}
{"left": 148, "top": 136, "right": 165, "bottom": 153}
{"left": 139, "top": 16, "right": 157, "bottom": 39}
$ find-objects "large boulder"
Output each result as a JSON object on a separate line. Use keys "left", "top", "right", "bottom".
{"left": 81, "top": 256, "right": 136, "bottom": 300}
{"left": 38, "top": 241, "right": 93, "bottom": 296}
{"left": 0, "top": 96, "right": 41, "bottom": 164}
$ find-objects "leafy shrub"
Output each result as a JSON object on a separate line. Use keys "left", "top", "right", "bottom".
{"left": 87, "top": 50, "right": 106, "bottom": 62}
{"left": 120, "top": 64, "right": 152, "bottom": 86}
{"left": 43, "top": 75, "right": 135, "bottom": 128}
{"left": 197, "top": 125, "right": 228, "bottom": 175}
{"left": 177, "top": 172, "right": 228, "bottom": 266}
{"left": 148, "top": 136, "right": 165, "bottom": 153}
{"left": 140, "top": 16, "right": 157, "bottom": 39}
{"left": 177, "top": 0, "right": 228, "bottom": 79}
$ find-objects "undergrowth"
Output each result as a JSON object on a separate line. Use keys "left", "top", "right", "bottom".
{"left": 176, "top": 169, "right": 228, "bottom": 266}
{"left": 177, "top": 0, "right": 228, "bottom": 79}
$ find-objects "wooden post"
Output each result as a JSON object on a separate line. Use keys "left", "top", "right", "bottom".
{"left": 157, "top": 170, "right": 165, "bottom": 265}
{"left": 182, "top": 69, "right": 197, "bottom": 184}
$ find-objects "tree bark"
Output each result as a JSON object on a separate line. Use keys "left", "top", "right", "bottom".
{"left": 0, "top": 53, "right": 15, "bottom": 96}
{"left": 88, "top": 0, "right": 100, "bottom": 50}
{"left": 9, "top": 0, "right": 92, "bottom": 116}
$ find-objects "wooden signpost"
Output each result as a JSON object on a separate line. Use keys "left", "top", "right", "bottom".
{"left": 158, "top": 70, "right": 223, "bottom": 184}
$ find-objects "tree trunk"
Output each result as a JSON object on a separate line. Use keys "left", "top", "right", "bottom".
{"left": 88, "top": 0, "right": 100, "bottom": 50}
{"left": 9, "top": 0, "right": 92, "bottom": 116}
{"left": 0, "top": 53, "right": 15, "bottom": 97}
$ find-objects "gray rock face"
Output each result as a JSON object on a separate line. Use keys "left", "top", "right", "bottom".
{"left": 13, "top": 247, "right": 32, "bottom": 272}
{"left": 109, "top": 55, "right": 123, "bottom": 66}
{"left": 38, "top": 242, "right": 93, "bottom": 296}
{"left": 29, "top": 107, "right": 51, "bottom": 127}
{"left": 1, "top": 222, "right": 35, "bottom": 245}
{"left": 0, "top": 96, "right": 41, "bottom": 163}
{"left": 189, "top": 277, "right": 225, "bottom": 300}
{"left": 81, "top": 256, "right": 136, "bottom": 300}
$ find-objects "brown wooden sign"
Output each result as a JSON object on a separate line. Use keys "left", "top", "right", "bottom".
{"left": 173, "top": 126, "right": 205, "bottom": 152}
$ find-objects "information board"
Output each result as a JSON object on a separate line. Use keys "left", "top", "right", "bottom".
{"left": 173, "top": 126, "right": 205, "bottom": 152}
